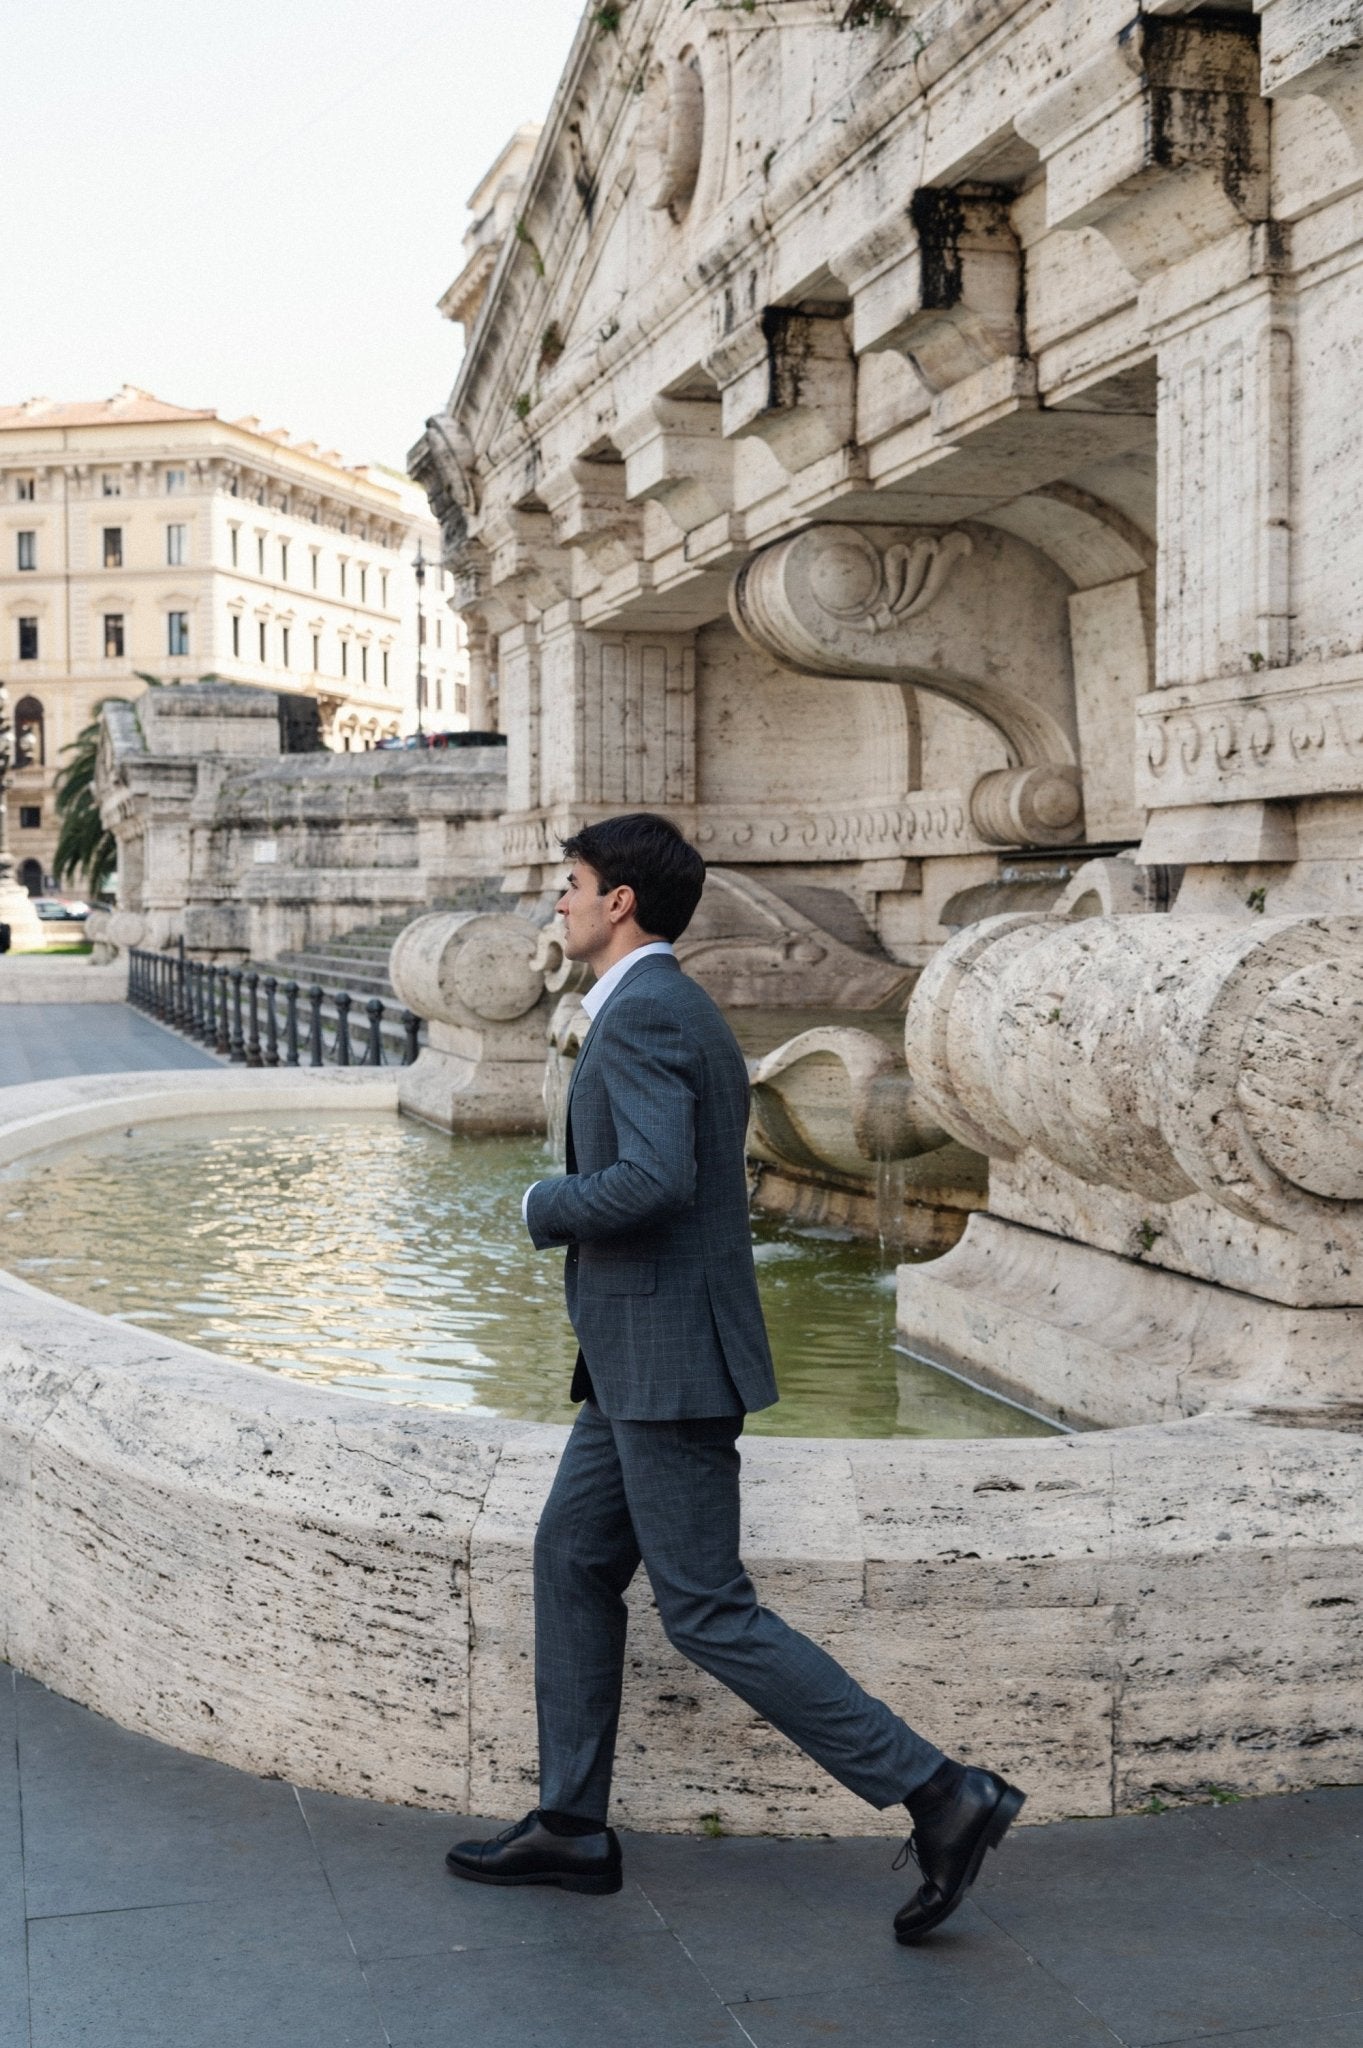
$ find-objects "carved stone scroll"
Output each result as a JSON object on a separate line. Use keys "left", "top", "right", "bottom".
{"left": 730, "top": 522, "right": 1084, "bottom": 846}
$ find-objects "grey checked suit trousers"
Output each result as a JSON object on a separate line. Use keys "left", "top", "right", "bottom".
{"left": 527, "top": 952, "right": 943, "bottom": 1820}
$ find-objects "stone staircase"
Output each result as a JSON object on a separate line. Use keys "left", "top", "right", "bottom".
{"left": 253, "top": 882, "right": 507, "bottom": 1003}
{"left": 248, "top": 882, "right": 507, "bottom": 1057}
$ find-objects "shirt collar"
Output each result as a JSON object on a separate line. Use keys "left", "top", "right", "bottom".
{"left": 580, "top": 941, "right": 675, "bottom": 1021}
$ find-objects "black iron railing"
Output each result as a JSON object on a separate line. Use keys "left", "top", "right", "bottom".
{"left": 128, "top": 942, "right": 422, "bottom": 1067}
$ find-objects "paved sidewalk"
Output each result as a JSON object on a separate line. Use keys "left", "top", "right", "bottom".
{"left": 0, "top": 1004, "right": 219, "bottom": 1087}
{"left": 3, "top": 1666, "right": 1362, "bottom": 2048}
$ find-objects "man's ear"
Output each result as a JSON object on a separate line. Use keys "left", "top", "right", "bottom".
{"left": 607, "top": 884, "right": 638, "bottom": 927}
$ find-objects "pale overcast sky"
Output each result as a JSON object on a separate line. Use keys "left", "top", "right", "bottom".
{"left": 0, "top": 0, "right": 584, "bottom": 469}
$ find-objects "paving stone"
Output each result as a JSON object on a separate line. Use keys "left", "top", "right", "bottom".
{"left": 1162, "top": 2012, "right": 1363, "bottom": 2047}
{"left": 298, "top": 1788, "right": 658, "bottom": 1963}
{"left": 16, "top": 1676, "right": 324, "bottom": 1920}
{"left": 625, "top": 1829, "right": 927, "bottom": 2003}
{"left": 735, "top": 1933, "right": 1120, "bottom": 2047}
{"left": 0, "top": 1003, "right": 219, "bottom": 1087}
{"left": 27, "top": 1888, "right": 386, "bottom": 2048}
{"left": 365, "top": 1927, "right": 747, "bottom": 2047}
{"left": 0, "top": 1670, "right": 27, "bottom": 2048}
{"left": 1203, "top": 1785, "right": 1363, "bottom": 1933}
{"left": 974, "top": 1801, "right": 1363, "bottom": 2046}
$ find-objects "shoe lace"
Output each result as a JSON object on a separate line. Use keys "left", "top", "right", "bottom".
{"left": 891, "top": 1831, "right": 922, "bottom": 1876}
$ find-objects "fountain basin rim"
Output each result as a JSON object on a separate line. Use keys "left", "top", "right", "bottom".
{"left": 3, "top": 1068, "right": 1361, "bottom": 1834}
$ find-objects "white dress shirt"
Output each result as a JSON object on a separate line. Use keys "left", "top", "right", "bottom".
{"left": 517, "top": 942, "right": 671, "bottom": 1212}
{"left": 523, "top": 942, "right": 676, "bottom": 1219}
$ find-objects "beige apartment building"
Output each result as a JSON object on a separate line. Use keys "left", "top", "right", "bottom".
{"left": 0, "top": 386, "right": 467, "bottom": 894}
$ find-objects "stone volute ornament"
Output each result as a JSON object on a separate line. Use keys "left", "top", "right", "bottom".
{"left": 731, "top": 522, "right": 1085, "bottom": 847}
{"left": 638, "top": 50, "right": 704, "bottom": 217}
{"left": 904, "top": 910, "right": 1363, "bottom": 1295}
{"left": 389, "top": 910, "right": 556, "bottom": 1133}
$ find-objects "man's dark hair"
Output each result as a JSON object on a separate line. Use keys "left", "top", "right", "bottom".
{"left": 560, "top": 812, "right": 706, "bottom": 943}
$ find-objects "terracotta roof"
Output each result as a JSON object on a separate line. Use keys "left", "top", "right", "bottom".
{"left": 0, "top": 385, "right": 219, "bottom": 430}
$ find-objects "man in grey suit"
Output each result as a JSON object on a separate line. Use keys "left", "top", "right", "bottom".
{"left": 446, "top": 813, "right": 1024, "bottom": 1941}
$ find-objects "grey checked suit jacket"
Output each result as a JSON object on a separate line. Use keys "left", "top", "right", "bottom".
{"left": 525, "top": 952, "right": 779, "bottom": 1421}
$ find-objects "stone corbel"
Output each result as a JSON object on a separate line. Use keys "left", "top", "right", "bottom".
{"left": 1258, "top": 0, "right": 1363, "bottom": 153}
{"left": 540, "top": 457, "right": 642, "bottom": 572}
{"left": 705, "top": 307, "right": 858, "bottom": 476}
{"left": 479, "top": 507, "right": 572, "bottom": 620}
{"left": 410, "top": 412, "right": 477, "bottom": 555}
{"left": 616, "top": 395, "right": 734, "bottom": 534}
{"left": 1016, "top": 14, "right": 1268, "bottom": 280}
{"left": 731, "top": 522, "right": 1084, "bottom": 848}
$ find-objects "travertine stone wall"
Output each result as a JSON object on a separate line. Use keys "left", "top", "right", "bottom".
{"left": 97, "top": 682, "right": 506, "bottom": 961}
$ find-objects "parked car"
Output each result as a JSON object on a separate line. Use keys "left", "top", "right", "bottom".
{"left": 32, "top": 898, "right": 90, "bottom": 922}
{"left": 374, "top": 730, "right": 506, "bottom": 751}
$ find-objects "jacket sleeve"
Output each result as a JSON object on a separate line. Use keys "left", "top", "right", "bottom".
{"left": 525, "top": 1000, "right": 699, "bottom": 1246}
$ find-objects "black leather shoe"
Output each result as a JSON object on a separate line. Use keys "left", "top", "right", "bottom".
{"left": 445, "top": 1812, "right": 622, "bottom": 1895}
{"left": 893, "top": 1769, "right": 1025, "bottom": 1943}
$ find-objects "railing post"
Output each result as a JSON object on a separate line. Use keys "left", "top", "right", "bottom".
{"left": 363, "top": 997, "right": 384, "bottom": 1065}
{"left": 202, "top": 962, "right": 215, "bottom": 1047}
{"left": 263, "top": 976, "right": 279, "bottom": 1066}
{"left": 307, "top": 986, "right": 324, "bottom": 1067}
{"left": 284, "top": 981, "right": 300, "bottom": 1066}
{"left": 214, "top": 967, "right": 232, "bottom": 1057}
{"left": 402, "top": 1009, "right": 421, "bottom": 1066}
{"left": 229, "top": 968, "right": 245, "bottom": 1062}
{"left": 334, "top": 990, "right": 352, "bottom": 1067}
{"left": 175, "top": 936, "right": 187, "bottom": 1031}
{"left": 126, "top": 950, "right": 138, "bottom": 1008}
{"left": 245, "top": 970, "right": 262, "bottom": 1067}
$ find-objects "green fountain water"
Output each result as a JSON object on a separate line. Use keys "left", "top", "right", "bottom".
{"left": 0, "top": 1111, "right": 1052, "bottom": 1439}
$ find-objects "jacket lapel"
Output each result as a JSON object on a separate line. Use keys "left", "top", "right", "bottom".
{"left": 562, "top": 953, "right": 679, "bottom": 1145}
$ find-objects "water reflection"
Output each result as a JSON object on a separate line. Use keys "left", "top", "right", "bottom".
{"left": 0, "top": 1112, "right": 1051, "bottom": 1440}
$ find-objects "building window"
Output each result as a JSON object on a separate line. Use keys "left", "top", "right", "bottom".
{"left": 19, "top": 806, "right": 40, "bottom": 830}
{"left": 16, "top": 530, "right": 35, "bottom": 571}
{"left": 230, "top": 525, "right": 239, "bottom": 566}
{"left": 360, "top": 644, "right": 368, "bottom": 683}
{"left": 380, "top": 571, "right": 388, "bottom": 607}
{"left": 167, "top": 612, "right": 189, "bottom": 657}
{"left": 100, "top": 473, "right": 121, "bottom": 497}
{"left": 258, "top": 620, "right": 268, "bottom": 662}
{"left": 456, "top": 681, "right": 468, "bottom": 717}
{"left": 310, "top": 550, "right": 319, "bottom": 589}
{"left": 103, "top": 614, "right": 124, "bottom": 658}
{"left": 358, "top": 566, "right": 367, "bottom": 604}
{"left": 166, "top": 523, "right": 187, "bottom": 566}
{"left": 16, "top": 477, "right": 35, "bottom": 502}
{"left": 103, "top": 527, "right": 123, "bottom": 568}
{"left": 381, "top": 649, "right": 389, "bottom": 688}
{"left": 312, "top": 633, "right": 320, "bottom": 670}
{"left": 256, "top": 534, "right": 265, "bottom": 574}
{"left": 165, "top": 468, "right": 186, "bottom": 494}
{"left": 436, "top": 617, "right": 442, "bottom": 649}
{"left": 14, "top": 696, "right": 43, "bottom": 765}
{"left": 435, "top": 677, "right": 443, "bottom": 711}
{"left": 281, "top": 626, "right": 290, "bottom": 667}
{"left": 231, "top": 614, "right": 241, "bottom": 657}
{"left": 418, "top": 613, "right": 427, "bottom": 645}
{"left": 280, "top": 541, "right": 289, "bottom": 581}
{"left": 339, "top": 559, "right": 347, "bottom": 597}
{"left": 17, "top": 617, "right": 38, "bottom": 661}
{"left": 340, "top": 640, "right": 348, "bottom": 678}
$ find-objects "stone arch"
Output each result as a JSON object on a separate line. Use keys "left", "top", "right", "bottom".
{"left": 14, "top": 694, "right": 44, "bottom": 768}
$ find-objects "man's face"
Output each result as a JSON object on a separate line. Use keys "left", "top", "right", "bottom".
{"left": 555, "top": 860, "right": 633, "bottom": 961}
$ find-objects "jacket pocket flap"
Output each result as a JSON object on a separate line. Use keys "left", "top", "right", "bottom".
{"left": 580, "top": 1257, "right": 657, "bottom": 1296}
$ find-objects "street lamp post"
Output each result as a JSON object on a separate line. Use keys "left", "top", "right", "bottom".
{"left": 414, "top": 545, "right": 426, "bottom": 739}
{"left": 0, "top": 682, "right": 43, "bottom": 950}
